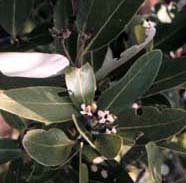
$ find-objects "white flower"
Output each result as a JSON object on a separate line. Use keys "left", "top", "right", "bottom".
{"left": 0, "top": 52, "right": 69, "bottom": 78}
{"left": 157, "top": 3, "right": 175, "bottom": 23}
{"left": 132, "top": 103, "right": 140, "bottom": 110}
{"left": 105, "top": 126, "right": 117, "bottom": 134}
{"left": 98, "top": 110, "right": 115, "bottom": 124}
{"left": 93, "top": 156, "right": 105, "bottom": 164}
{"left": 80, "top": 104, "right": 93, "bottom": 116}
{"left": 177, "top": 0, "right": 186, "bottom": 11}
{"left": 161, "top": 164, "right": 170, "bottom": 176}
{"left": 90, "top": 164, "right": 98, "bottom": 172}
{"left": 100, "top": 169, "right": 108, "bottom": 179}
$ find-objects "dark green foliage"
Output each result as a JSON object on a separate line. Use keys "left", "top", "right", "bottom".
{"left": 0, "top": 0, "right": 186, "bottom": 182}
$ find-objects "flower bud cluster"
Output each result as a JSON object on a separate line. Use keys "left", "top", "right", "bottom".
{"left": 80, "top": 103, "right": 117, "bottom": 134}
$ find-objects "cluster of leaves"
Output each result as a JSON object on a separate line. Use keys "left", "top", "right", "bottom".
{"left": 0, "top": 0, "right": 186, "bottom": 183}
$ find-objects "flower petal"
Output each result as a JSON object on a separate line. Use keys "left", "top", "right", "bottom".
{"left": 0, "top": 52, "right": 69, "bottom": 78}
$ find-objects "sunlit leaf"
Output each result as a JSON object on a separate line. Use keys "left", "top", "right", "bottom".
{"left": 0, "top": 87, "right": 79, "bottom": 125}
{"left": 22, "top": 128, "right": 75, "bottom": 166}
{"left": 65, "top": 63, "right": 96, "bottom": 108}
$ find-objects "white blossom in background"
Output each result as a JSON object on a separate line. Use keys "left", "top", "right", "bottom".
{"left": 0, "top": 52, "right": 69, "bottom": 78}
{"left": 90, "top": 164, "right": 98, "bottom": 172}
{"left": 93, "top": 156, "right": 106, "bottom": 164}
{"left": 177, "top": 0, "right": 186, "bottom": 11}
{"left": 100, "top": 169, "right": 108, "bottom": 179}
{"left": 98, "top": 110, "right": 115, "bottom": 124}
{"left": 132, "top": 103, "right": 141, "bottom": 110}
{"left": 161, "top": 164, "right": 170, "bottom": 176}
{"left": 157, "top": 3, "right": 176, "bottom": 23}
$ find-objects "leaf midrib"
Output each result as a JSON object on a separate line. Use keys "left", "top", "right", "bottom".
{"left": 25, "top": 140, "right": 74, "bottom": 148}
{"left": 118, "top": 116, "right": 186, "bottom": 130}
{"left": 106, "top": 55, "right": 154, "bottom": 110}
{"left": 0, "top": 98, "right": 73, "bottom": 106}
{"left": 152, "top": 70, "right": 186, "bottom": 86}
{"left": 84, "top": 0, "right": 127, "bottom": 51}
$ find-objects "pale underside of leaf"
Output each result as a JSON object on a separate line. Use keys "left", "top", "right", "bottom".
{"left": 96, "top": 26, "right": 156, "bottom": 80}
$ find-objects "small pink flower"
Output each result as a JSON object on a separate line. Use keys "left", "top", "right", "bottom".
{"left": 80, "top": 104, "right": 93, "bottom": 116}
{"left": 132, "top": 103, "right": 140, "bottom": 110}
{"left": 98, "top": 110, "right": 115, "bottom": 124}
{"left": 105, "top": 127, "right": 117, "bottom": 134}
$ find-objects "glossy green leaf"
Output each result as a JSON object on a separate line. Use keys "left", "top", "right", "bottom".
{"left": 65, "top": 63, "right": 96, "bottom": 108}
{"left": 22, "top": 128, "right": 75, "bottom": 166}
{"left": 0, "top": 139, "right": 22, "bottom": 164}
{"left": 147, "top": 56, "right": 186, "bottom": 97}
{"left": 117, "top": 107, "right": 186, "bottom": 141}
{"left": 0, "top": 0, "right": 33, "bottom": 37}
{"left": 76, "top": 0, "right": 144, "bottom": 50}
{"left": 146, "top": 142, "right": 162, "bottom": 183}
{"left": 94, "top": 134, "right": 123, "bottom": 159}
{"left": 1, "top": 110, "right": 26, "bottom": 131}
{"left": 98, "top": 50, "right": 162, "bottom": 114}
{"left": 0, "top": 87, "right": 79, "bottom": 125}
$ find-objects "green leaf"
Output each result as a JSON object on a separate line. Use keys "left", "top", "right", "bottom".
{"left": 22, "top": 128, "right": 75, "bottom": 166}
{"left": 72, "top": 114, "right": 96, "bottom": 149}
{"left": 96, "top": 22, "right": 156, "bottom": 81}
{"left": 85, "top": 47, "right": 107, "bottom": 72}
{"left": 174, "top": 178, "right": 186, "bottom": 183}
{"left": 146, "top": 142, "right": 162, "bottom": 183}
{"left": 147, "top": 56, "right": 186, "bottom": 97}
{"left": 53, "top": 0, "right": 77, "bottom": 58}
{"left": 155, "top": 11, "right": 186, "bottom": 52}
{"left": 0, "top": 0, "right": 33, "bottom": 38}
{"left": 65, "top": 63, "right": 96, "bottom": 108}
{"left": 117, "top": 107, "right": 186, "bottom": 141}
{"left": 80, "top": 163, "right": 89, "bottom": 183}
{"left": 53, "top": 0, "right": 73, "bottom": 29}
{"left": 0, "top": 87, "right": 79, "bottom": 125}
{"left": 94, "top": 134, "right": 123, "bottom": 159}
{"left": 158, "top": 142, "right": 186, "bottom": 156}
{"left": 0, "top": 74, "right": 64, "bottom": 90}
{"left": 76, "top": 0, "right": 144, "bottom": 50}
{"left": 82, "top": 145, "right": 100, "bottom": 163}
{"left": 98, "top": 50, "right": 162, "bottom": 114}
{"left": 3, "top": 159, "right": 24, "bottom": 183}
{"left": 0, "top": 139, "right": 22, "bottom": 164}
{"left": 79, "top": 142, "right": 88, "bottom": 183}
{"left": 1, "top": 110, "right": 26, "bottom": 131}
